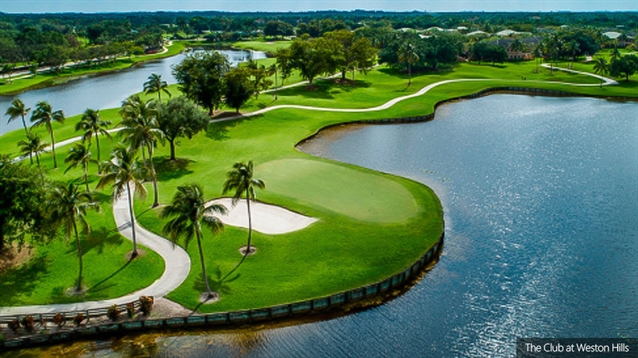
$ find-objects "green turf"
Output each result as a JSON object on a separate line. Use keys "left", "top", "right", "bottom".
{"left": 2, "top": 52, "right": 636, "bottom": 313}
{"left": 232, "top": 39, "right": 292, "bottom": 54}
{"left": 0, "top": 198, "right": 165, "bottom": 306}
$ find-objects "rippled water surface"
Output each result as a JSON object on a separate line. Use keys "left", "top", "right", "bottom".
{"left": 0, "top": 49, "right": 265, "bottom": 135}
{"left": 5, "top": 95, "right": 637, "bottom": 357}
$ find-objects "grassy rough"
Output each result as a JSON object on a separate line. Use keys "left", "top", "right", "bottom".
{"left": 2, "top": 51, "right": 636, "bottom": 312}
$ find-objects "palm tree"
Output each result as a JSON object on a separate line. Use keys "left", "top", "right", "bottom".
{"left": 47, "top": 182, "right": 100, "bottom": 292}
{"left": 31, "top": 101, "right": 65, "bottom": 169}
{"left": 65, "top": 143, "right": 93, "bottom": 191}
{"left": 593, "top": 57, "right": 610, "bottom": 87}
{"left": 5, "top": 98, "right": 31, "bottom": 135}
{"left": 97, "top": 146, "right": 147, "bottom": 258}
{"left": 119, "top": 95, "right": 163, "bottom": 207}
{"left": 593, "top": 58, "right": 609, "bottom": 76}
{"left": 222, "top": 161, "right": 265, "bottom": 256}
{"left": 143, "top": 73, "right": 172, "bottom": 102}
{"left": 161, "top": 184, "right": 227, "bottom": 299}
{"left": 18, "top": 132, "right": 48, "bottom": 174}
{"left": 610, "top": 47, "right": 621, "bottom": 62}
{"left": 76, "top": 108, "right": 112, "bottom": 173}
{"left": 398, "top": 42, "right": 419, "bottom": 86}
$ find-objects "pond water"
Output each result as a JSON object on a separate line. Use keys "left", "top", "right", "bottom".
{"left": 0, "top": 49, "right": 266, "bottom": 136}
{"left": 4, "top": 95, "right": 637, "bottom": 357}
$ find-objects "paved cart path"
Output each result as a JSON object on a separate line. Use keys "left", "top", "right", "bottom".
{"left": 0, "top": 65, "right": 617, "bottom": 316}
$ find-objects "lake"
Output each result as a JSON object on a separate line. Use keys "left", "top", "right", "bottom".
{"left": 0, "top": 49, "right": 266, "bottom": 136}
{"left": 6, "top": 94, "right": 636, "bottom": 357}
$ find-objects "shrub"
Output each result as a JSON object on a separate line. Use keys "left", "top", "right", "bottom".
{"left": 8, "top": 319, "right": 20, "bottom": 332}
{"left": 73, "top": 313, "right": 85, "bottom": 327}
{"left": 52, "top": 313, "right": 65, "bottom": 328}
{"left": 139, "top": 296, "right": 154, "bottom": 315}
{"left": 20, "top": 315, "right": 35, "bottom": 332}
{"left": 107, "top": 305, "right": 120, "bottom": 321}
{"left": 126, "top": 303, "right": 135, "bottom": 318}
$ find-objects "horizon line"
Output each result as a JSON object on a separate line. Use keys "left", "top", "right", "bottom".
{"left": 2, "top": 9, "right": 637, "bottom": 15}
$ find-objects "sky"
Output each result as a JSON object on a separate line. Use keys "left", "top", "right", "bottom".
{"left": 0, "top": 0, "right": 636, "bottom": 14}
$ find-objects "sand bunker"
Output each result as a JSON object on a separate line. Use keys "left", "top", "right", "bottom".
{"left": 206, "top": 198, "right": 318, "bottom": 235}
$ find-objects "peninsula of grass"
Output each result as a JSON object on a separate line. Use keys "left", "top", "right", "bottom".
{"left": 2, "top": 54, "right": 636, "bottom": 314}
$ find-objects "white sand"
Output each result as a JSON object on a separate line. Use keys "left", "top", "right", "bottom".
{"left": 206, "top": 198, "right": 318, "bottom": 235}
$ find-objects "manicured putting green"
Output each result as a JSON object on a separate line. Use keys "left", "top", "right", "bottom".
{"left": 257, "top": 158, "right": 418, "bottom": 223}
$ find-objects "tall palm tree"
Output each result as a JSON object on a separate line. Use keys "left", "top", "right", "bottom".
{"left": 65, "top": 143, "right": 93, "bottom": 191}
{"left": 222, "top": 161, "right": 265, "bottom": 256}
{"left": 398, "top": 42, "right": 419, "bottom": 86}
{"left": 119, "top": 95, "right": 163, "bottom": 207}
{"left": 97, "top": 146, "right": 147, "bottom": 258}
{"left": 18, "top": 132, "right": 48, "bottom": 174}
{"left": 31, "top": 101, "right": 65, "bottom": 169}
{"left": 47, "top": 182, "right": 100, "bottom": 292}
{"left": 76, "top": 108, "right": 112, "bottom": 173}
{"left": 5, "top": 98, "right": 31, "bottom": 135}
{"left": 143, "top": 73, "right": 172, "bottom": 102}
{"left": 161, "top": 184, "right": 227, "bottom": 299}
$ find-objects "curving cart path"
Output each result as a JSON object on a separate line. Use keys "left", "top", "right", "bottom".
{"left": 0, "top": 189, "right": 190, "bottom": 316}
{"left": 0, "top": 65, "right": 617, "bottom": 316}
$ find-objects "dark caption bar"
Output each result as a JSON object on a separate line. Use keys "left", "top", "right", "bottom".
{"left": 517, "top": 338, "right": 638, "bottom": 358}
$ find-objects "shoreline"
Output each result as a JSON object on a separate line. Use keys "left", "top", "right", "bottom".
{"left": 1, "top": 62, "right": 636, "bottom": 350}
{"left": 0, "top": 42, "right": 184, "bottom": 97}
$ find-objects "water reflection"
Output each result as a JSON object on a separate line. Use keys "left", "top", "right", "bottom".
{"left": 5, "top": 95, "right": 637, "bottom": 357}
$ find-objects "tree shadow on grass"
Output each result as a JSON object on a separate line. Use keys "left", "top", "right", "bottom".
{"left": 0, "top": 254, "right": 49, "bottom": 305}
{"left": 80, "top": 227, "right": 125, "bottom": 256}
{"left": 276, "top": 78, "right": 372, "bottom": 100}
{"left": 86, "top": 258, "right": 133, "bottom": 294}
{"left": 154, "top": 156, "right": 194, "bottom": 181}
{"left": 205, "top": 118, "right": 246, "bottom": 142}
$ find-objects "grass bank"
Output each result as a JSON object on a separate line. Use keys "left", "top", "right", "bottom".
{"left": 0, "top": 41, "right": 186, "bottom": 96}
{"left": 2, "top": 52, "right": 636, "bottom": 312}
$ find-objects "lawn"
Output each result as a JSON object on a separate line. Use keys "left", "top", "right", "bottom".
{"left": 0, "top": 197, "right": 165, "bottom": 306}
{"left": 2, "top": 50, "right": 636, "bottom": 313}
{"left": 232, "top": 39, "right": 292, "bottom": 54}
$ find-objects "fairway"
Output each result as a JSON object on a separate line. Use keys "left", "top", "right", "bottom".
{"left": 258, "top": 158, "right": 418, "bottom": 223}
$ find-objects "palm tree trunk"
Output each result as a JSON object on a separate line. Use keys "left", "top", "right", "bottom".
{"left": 169, "top": 139, "right": 176, "bottom": 161}
{"left": 245, "top": 193, "right": 252, "bottom": 255}
{"left": 126, "top": 181, "right": 139, "bottom": 257}
{"left": 21, "top": 115, "right": 29, "bottom": 135}
{"left": 35, "top": 153, "right": 44, "bottom": 180}
{"left": 83, "top": 163, "right": 89, "bottom": 192}
{"left": 50, "top": 127, "right": 58, "bottom": 169}
{"left": 408, "top": 63, "right": 412, "bottom": 85}
{"left": 148, "top": 146, "right": 159, "bottom": 207}
{"left": 196, "top": 230, "right": 213, "bottom": 296}
{"left": 73, "top": 220, "right": 83, "bottom": 292}
{"left": 96, "top": 135, "right": 102, "bottom": 174}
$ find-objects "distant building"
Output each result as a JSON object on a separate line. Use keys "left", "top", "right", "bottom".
{"left": 490, "top": 37, "right": 542, "bottom": 60}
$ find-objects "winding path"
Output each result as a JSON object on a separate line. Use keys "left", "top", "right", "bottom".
{"left": 0, "top": 189, "right": 190, "bottom": 316}
{"left": 0, "top": 65, "right": 618, "bottom": 316}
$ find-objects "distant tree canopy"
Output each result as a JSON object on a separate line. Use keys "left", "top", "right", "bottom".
{"left": 379, "top": 31, "right": 462, "bottom": 71}
{"left": 263, "top": 20, "right": 294, "bottom": 39}
{"left": 171, "top": 51, "right": 230, "bottom": 115}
